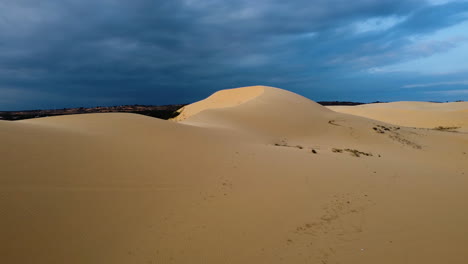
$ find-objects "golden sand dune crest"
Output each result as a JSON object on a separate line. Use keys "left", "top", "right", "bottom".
{"left": 173, "top": 85, "right": 265, "bottom": 121}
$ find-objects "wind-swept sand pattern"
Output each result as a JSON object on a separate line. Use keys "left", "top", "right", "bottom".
{"left": 1, "top": 86, "right": 468, "bottom": 263}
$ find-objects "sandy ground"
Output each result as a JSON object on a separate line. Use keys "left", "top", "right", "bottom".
{"left": 1, "top": 86, "right": 468, "bottom": 264}
{"left": 328, "top": 101, "right": 468, "bottom": 132}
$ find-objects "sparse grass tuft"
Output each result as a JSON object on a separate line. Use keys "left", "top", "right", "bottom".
{"left": 328, "top": 120, "right": 341, "bottom": 126}
{"left": 433, "top": 126, "right": 460, "bottom": 131}
{"left": 272, "top": 139, "right": 304, "bottom": 150}
{"left": 332, "top": 148, "right": 373, "bottom": 157}
{"left": 344, "top": 148, "right": 373, "bottom": 157}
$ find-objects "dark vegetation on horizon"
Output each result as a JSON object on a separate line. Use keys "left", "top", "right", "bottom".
{"left": 1, "top": 101, "right": 364, "bottom": 121}
{"left": 0, "top": 104, "right": 185, "bottom": 121}
{"left": 317, "top": 101, "right": 366, "bottom": 106}
{"left": 0, "top": 100, "right": 464, "bottom": 121}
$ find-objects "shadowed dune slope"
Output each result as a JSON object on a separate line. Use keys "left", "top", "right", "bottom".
{"left": 1, "top": 86, "right": 468, "bottom": 264}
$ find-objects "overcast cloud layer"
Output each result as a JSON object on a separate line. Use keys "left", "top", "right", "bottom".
{"left": 1, "top": 0, "right": 468, "bottom": 110}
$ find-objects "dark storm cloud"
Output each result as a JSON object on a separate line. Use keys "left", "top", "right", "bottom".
{"left": 0, "top": 0, "right": 467, "bottom": 110}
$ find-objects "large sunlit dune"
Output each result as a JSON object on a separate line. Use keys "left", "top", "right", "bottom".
{"left": 173, "top": 85, "right": 265, "bottom": 121}
{"left": 1, "top": 86, "right": 468, "bottom": 264}
{"left": 328, "top": 101, "right": 468, "bottom": 132}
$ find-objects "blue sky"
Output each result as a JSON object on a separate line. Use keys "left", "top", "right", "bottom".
{"left": 0, "top": 0, "right": 468, "bottom": 110}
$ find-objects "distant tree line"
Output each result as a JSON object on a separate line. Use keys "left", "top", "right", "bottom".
{"left": 0, "top": 104, "right": 186, "bottom": 121}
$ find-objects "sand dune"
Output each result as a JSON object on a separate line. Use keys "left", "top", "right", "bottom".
{"left": 173, "top": 85, "right": 265, "bottom": 121}
{"left": 1, "top": 86, "right": 468, "bottom": 264}
{"left": 329, "top": 101, "right": 468, "bottom": 131}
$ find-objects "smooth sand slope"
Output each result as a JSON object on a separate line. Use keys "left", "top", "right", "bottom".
{"left": 1, "top": 86, "right": 468, "bottom": 264}
{"left": 329, "top": 101, "right": 468, "bottom": 132}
